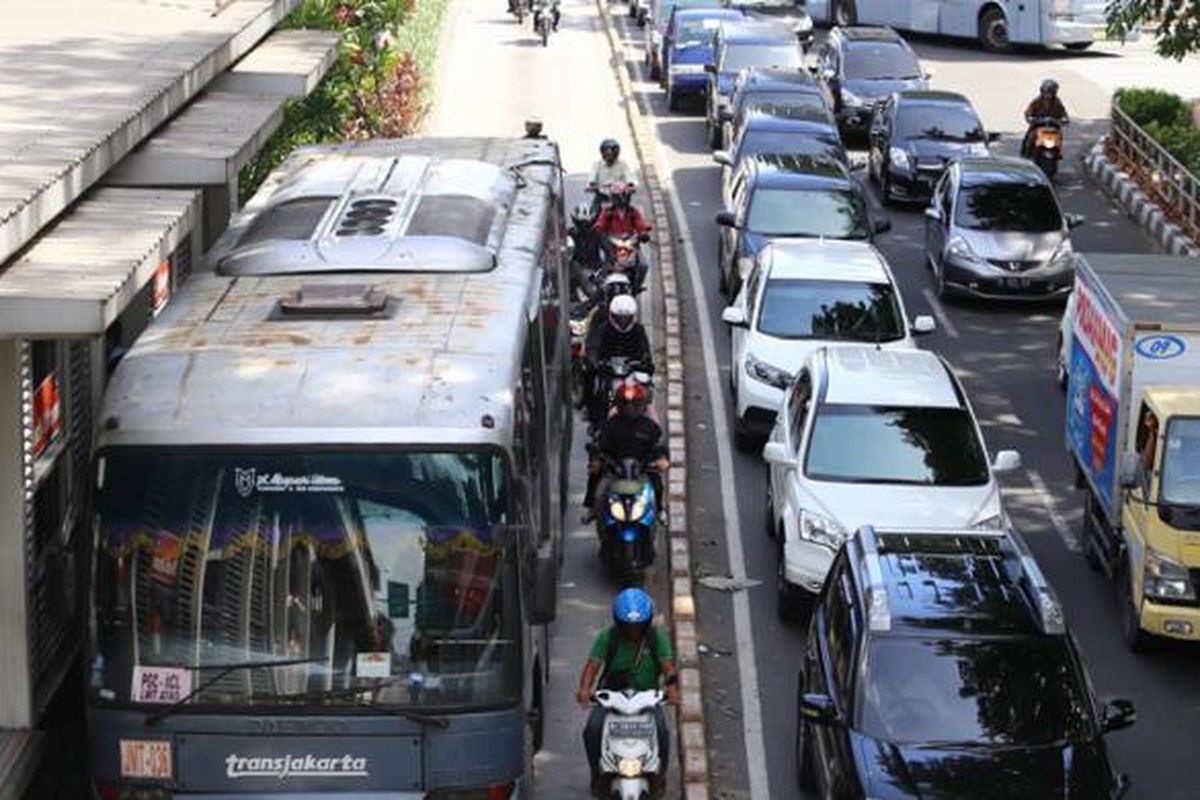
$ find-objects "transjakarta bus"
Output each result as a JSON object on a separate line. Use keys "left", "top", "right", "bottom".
{"left": 86, "top": 138, "right": 571, "bottom": 798}
{"left": 804, "top": 0, "right": 1121, "bottom": 52}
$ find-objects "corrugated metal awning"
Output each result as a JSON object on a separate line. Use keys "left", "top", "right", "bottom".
{"left": 0, "top": 188, "right": 200, "bottom": 336}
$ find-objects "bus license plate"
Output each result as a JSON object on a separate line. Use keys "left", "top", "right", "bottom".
{"left": 608, "top": 720, "right": 655, "bottom": 739}
{"left": 120, "top": 739, "right": 173, "bottom": 779}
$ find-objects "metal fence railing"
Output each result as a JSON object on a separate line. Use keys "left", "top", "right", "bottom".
{"left": 1109, "top": 102, "right": 1200, "bottom": 246}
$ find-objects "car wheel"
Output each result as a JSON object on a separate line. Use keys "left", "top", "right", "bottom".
{"left": 833, "top": 0, "right": 857, "bottom": 26}
{"left": 776, "top": 553, "right": 802, "bottom": 622}
{"left": 1064, "top": 41, "right": 1092, "bottom": 51}
{"left": 709, "top": 117, "right": 722, "bottom": 149}
{"left": 879, "top": 169, "right": 895, "bottom": 207}
{"left": 728, "top": 350, "right": 738, "bottom": 398}
{"left": 795, "top": 711, "right": 816, "bottom": 790}
{"left": 1118, "top": 560, "right": 1151, "bottom": 653}
{"left": 935, "top": 261, "right": 949, "bottom": 299}
{"left": 734, "top": 419, "right": 756, "bottom": 452}
{"left": 979, "top": 7, "right": 1010, "bottom": 52}
{"left": 667, "top": 84, "right": 680, "bottom": 112}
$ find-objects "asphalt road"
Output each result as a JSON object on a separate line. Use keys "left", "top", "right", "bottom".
{"left": 607, "top": 9, "right": 1200, "bottom": 800}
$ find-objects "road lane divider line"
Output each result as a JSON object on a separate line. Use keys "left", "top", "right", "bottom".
{"left": 594, "top": 6, "right": 771, "bottom": 799}
{"left": 1025, "top": 468, "right": 1082, "bottom": 553}
{"left": 921, "top": 287, "right": 961, "bottom": 339}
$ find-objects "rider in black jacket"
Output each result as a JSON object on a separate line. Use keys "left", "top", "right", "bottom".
{"left": 583, "top": 381, "right": 668, "bottom": 521}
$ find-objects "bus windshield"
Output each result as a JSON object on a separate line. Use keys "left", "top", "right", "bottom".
{"left": 89, "top": 448, "right": 520, "bottom": 712}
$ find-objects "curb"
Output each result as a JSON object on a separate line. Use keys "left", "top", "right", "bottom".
{"left": 594, "top": 3, "right": 710, "bottom": 798}
{"left": 1084, "top": 138, "right": 1200, "bottom": 257}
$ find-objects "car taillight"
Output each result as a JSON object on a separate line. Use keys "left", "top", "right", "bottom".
{"left": 488, "top": 783, "right": 515, "bottom": 800}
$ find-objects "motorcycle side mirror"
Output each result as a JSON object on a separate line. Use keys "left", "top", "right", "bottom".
{"left": 987, "top": 131, "right": 1002, "bottom": 143}
{"left": 1065, "top": 213, "right": 1086, "bottom": 229}
{"left": 799, "top": 693, "right": 838, "bottom": 725}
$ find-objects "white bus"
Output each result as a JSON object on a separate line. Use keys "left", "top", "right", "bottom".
{"left": 804, "top": 0, "right": 1121, "bottom": 52}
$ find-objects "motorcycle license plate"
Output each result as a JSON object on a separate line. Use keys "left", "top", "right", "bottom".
{"left": 608, "top": 720, "right": 656, "bottom": 739}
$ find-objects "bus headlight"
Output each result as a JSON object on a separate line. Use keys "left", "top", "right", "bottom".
{"left": 1144, "top": 549, "right": 1195, "bottom": 601}
{"left": 618, "top": 757, "right": 644, "bottom": 777}
{"left": 609, "top": 500, "right": 627, "bottom": 522}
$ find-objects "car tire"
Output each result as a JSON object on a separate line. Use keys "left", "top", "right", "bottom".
{"left": 709, "top": 118, "right": 722, "bottom": 149}
{"left": 667, "top": 84, "right": 680, "bottom": 112}
{"left": 979, "top": 7, "right": 1010, "bottom": 53}
{"left": 934, "top": 261, "right": 949, "bottom": 299}
{"left": 728, "top": 351, "right": 738, "bottom": 398}
{"left": 795, "top": 712, "right": 816, "bottom": 790}
{"left": 879, "top": 170, "right": 895, "bottom": 207}
{"left": 1118, "top": 560, "right": 1151, "bottom": 653}
{"left": 717, "top": 239, "right": 729, "bottom": 295}
{"left": 833, "top": 0, "right": 857, "bottom": 26}
{"left": 1064, "top": 41, "right": 1092, "bottom": 51}
{"left": 734, "top": 420, "right": 756, "bottom": 453}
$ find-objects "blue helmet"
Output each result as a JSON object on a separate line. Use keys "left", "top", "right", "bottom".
{"left": 612, "top": 588, "right": 654, "bottom": 625}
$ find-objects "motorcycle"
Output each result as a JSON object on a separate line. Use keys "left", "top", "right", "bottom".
{"left": 570, "top": 301, "right": 593, "bottom": 407}
{"left": 593, "top": 689, "right": 666, "bottom": 799}
{"left": 596, "top": 457, "right": 658, "bottom": 582}
{"left": 1027, "top": 117, "right": 1065, "bottom": 178}
{"left": 589, "top": 355, "right": 653, "bottom": 428}
{"left": 533, "top": 0, "right": 555, "bottom": 46}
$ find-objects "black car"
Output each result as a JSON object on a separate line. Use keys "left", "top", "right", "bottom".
{"left": 714, "top": 66, "right": 829, "bottom": 150}
{"left": 705, "top": 21, "right": 806, "bottom": 148}
{"left": 797, "top": 525, "right": 1134, "bottom": 799}
{"left": 869, "top": 90, "right": 999, "bottom": 204}
{"left": 812, "top": 26, "right": 930, "bottom": 140}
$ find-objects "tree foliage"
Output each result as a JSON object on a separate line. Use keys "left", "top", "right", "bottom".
{"left": 1107, "top": 0, "right": 1200, "bottom": 60}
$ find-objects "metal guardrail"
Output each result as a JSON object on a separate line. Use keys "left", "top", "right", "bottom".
{"left": 1109, "top": 103, "right": 1200, "bottom": 245}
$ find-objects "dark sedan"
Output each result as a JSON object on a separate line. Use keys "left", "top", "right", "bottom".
{"left": 714, "top": 66, "right": 828, "bottom": 150}
{"left": 869, "top": 90, "right": 999, "bottom": 205}
{"left": 812, "top": 26, "right": 930, "bottom": 140}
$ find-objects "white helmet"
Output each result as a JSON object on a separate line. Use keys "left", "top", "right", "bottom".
{"left": 608, "top": 294, "right": 638, "bottom": 334}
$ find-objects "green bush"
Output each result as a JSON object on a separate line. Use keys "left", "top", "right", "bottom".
{"left": 1143, "top": 120, "right": 1200, "bottom": 176}
{"left": 1114, "top": 87, "right": 1192, "bottom": 128}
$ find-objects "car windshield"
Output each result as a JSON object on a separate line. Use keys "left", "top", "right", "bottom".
{"left": 676, "top": 18, "right": 721, "bottom": 45}
{"left": 858, "top": 638, "right": 1093, "bottom": 746}
{"left": 737, "top": 131, "right": 845, "bottom": 164}
{"left": 656, "top": 0, "right": 715, "bottom": 28}
{"left": 757, "top": 280, "right": 904, "bottom": 341}
{"left": 955, "top": 181, "right": 1061, "bottom": 232}
{"left": 897, "top": 103, "right": 985, "bottom": 142}
{"left": 805, "top": 404, "right": 990, "bottom": 485}
{"left": 90, "top": 448, "right": 520, "bottom": 711}
{"left": 1160, "top": 417, "right": 1200, "bottom": 505}
{"left": 844, "top": 42, "right": 922, "bottom": 80}
{"left": 724, "top": 43, "right": 802, "bottom": 72}
{"left": 746, "top": 188, "right": 869, "bottom": 238}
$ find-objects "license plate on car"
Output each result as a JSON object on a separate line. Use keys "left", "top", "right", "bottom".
{"left": 1002, "top": 277, "right": 1030, "bottom": 289}
{"left": 120, "top": 739, "right": 173, "bottom": 779}
{"left": 607, "top": 720, "right": 656, "bottom": 739}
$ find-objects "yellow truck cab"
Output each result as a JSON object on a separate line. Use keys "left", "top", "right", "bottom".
{"left": 1067, "top": 254, "right": 1200, "bottom": 650}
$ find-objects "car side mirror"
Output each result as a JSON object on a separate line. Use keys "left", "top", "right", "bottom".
{"left": 987, "top": 131, "right": 1002, "bottom": 143}
{"left": 1119, "top": 452, "right": 1142, "bottom": 489}
{"left": 799, "top": 693, "right": 838, "bottom": 725}
{"left": 924, "top": 206, "right": 943, "bottom": 223}
{"left": 1066, "top": 213, "right": 1086, "bottom": 229}
{"left": 910, "top": 315, "right": 936, "bottom": 335}
{"left": 1101, "top": 698, "right": 1136, "bottom": 733}
{"left": 713, "top": 150, "right": 733, "bottom": 167}
{"left": 873, "top": 217, "right": 892, "bottom": 233}
{"left": 718, "top": 108, "right": 733, "bottom": 123}
{"left": 721, "top": 305, "right": 747, "bottom": 327}
{"left": 992, "top": 450, "right": 1022, "bottom": 473}
{"left": 704, "top": 63, "right": 717, "bottom": 73}
{"left": 762, "top": 441, "right": 794, "bottom": 465}
{"left": 715, "top": 210, "right": 738, "bottom": 228}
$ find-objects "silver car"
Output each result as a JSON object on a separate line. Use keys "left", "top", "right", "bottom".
{"left": 924, "top": 156, "right": 1084, "bottom": 300}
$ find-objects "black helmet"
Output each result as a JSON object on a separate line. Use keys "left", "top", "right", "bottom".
{"left": 1040, "top": 79, "right": 1059, "bottom": 96}
{"left": 571, "top": 202, "right": 593, "bottom": 227}
{"left": 524, "top": 119, "right": 544, "bottom": 138}
{"left": 600, "top": 138, "right": 620, "bottom": 158}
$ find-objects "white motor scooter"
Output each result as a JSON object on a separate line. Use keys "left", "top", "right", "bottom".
{"left": 594, "top": 688, "right": 665, "bottom": 799}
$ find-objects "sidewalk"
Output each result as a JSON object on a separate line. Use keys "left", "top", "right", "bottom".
{"left": 0, "top": 0, "right": 297, "bottom": 264}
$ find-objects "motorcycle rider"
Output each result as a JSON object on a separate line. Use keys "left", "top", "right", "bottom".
{"left": 588, "top": 139, "right": 638, "bottom": 212}
{"left": 583, "top": 380, "right": 668, "bottom": 522}
{"left": 576, "top": 589, "right": 679, "bottom": 796}
{"left": 1021, "top": 79, "right": 1069, "bottom": 159}
{"left": 594, "top": 182, "right": 652, "bottom": 292}
{"left": 569, "top": 202, "right": 605, "bottom": 300}
{"left": 584, "top": 294, "right": 653, "bottom": 421}
{"left": 532, "top": 0, "right": 561, "bottom": 32}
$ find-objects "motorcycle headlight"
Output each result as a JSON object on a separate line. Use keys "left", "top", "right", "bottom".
{"left": 745, "top": 353, "right": 792, "bottom": 390}
{"left": 947, "top": 236, "right": 984, "bottom": 264}
{"left": 609, "top": 499, "right": 627, "bottom": 522}
{"left": 798, "top": 509, "right": 847, "bottom": 550}
{"left": 888, "top": 146, "right": 911, "bottom": 172}
{"left": 618, "top": 757, "right": 643, "bottom": 778}
{"left": 1144, "top": 549, "right": 1195, "bottom": 601}
{"left": 630, "top": 495, "right": 649, "bottom": 522}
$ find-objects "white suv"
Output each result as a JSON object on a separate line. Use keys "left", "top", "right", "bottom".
{"left": 762, "top": 346, "right": 1021, "bottom": 618}
{"left": 721, "top": 239, "right": 934, "bottom": 448}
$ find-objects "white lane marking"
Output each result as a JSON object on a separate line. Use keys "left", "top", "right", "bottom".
{"left": 627, "top": 42, "right": 772, "bottom": 800}
{"left": 921, "top": 287, "right": 960, "bottom": 339}
{"left": 1025, "top": 468, "right": 1081, "bottom": 553}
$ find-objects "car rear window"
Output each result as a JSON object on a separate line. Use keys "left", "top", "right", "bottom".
{"left": 844, "top": 42, "right": 921, "bottom": 80}
{"left": 746, "top": 188, "right": 868, "bottom": 239}
{"left": 897, "top": 102, "right": 985, "bottom": 142}
{"left": 954, "top": 182, "right": 1061, "bottom": 232}
{"left": 723, "top": 43, "right": 802, "bottom": 72}
{"left": 756, "top": 279, "right": 903, "bottom": 341}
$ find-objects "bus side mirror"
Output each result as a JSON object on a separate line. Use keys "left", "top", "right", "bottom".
{"left": 529, "top": 540, "right": 558, "bottom": 625}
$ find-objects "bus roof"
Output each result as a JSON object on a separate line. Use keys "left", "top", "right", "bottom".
{"left": 101, "top": 138, "right": 561, "bottom": 449}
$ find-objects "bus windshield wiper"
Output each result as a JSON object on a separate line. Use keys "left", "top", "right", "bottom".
{"left": 143, "top": 656, "right": 325, "bottom": 729}
{"left": 275, "top": 682, "right": 450, "bottom": 728}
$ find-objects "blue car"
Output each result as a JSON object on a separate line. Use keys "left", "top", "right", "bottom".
{"left": 665, "top": 7, "right": 746, "bottom": 111}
